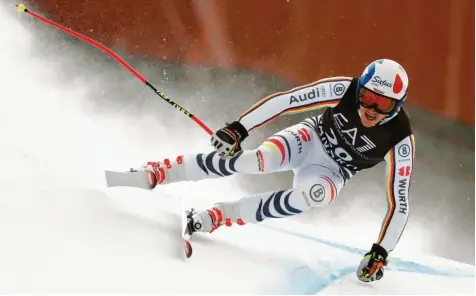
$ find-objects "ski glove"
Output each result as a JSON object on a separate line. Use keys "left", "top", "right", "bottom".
{"left": 356, "top": 243, "right": 388, "bottom": 282}
{"left": 211, "top": 121, "right": 249, "bottom": 158}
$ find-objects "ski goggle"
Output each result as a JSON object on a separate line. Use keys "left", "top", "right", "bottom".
{"left": 358, "top": 88, "right": 397, "bottom": 115}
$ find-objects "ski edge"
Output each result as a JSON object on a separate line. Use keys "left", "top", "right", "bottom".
{"left": 180, "top": 204, "right": 194, "bottom": 259}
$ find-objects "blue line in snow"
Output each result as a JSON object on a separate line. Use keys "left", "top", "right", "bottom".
{"left": 259, "top": 225, "right": 474, "bottom": 294}
{"left": 284, "top": 265, "right": 356, "bottom": 295}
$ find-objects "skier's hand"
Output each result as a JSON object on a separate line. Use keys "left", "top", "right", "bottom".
{"left": 211, "top": 121, "right": 249, "bottom": 158}
{"left": 356, "top": 243, "right": 388, "bottom": 282}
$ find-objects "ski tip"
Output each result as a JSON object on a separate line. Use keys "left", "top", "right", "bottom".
{"left": 184, "top": 239, "right": 192, "bottom": 258}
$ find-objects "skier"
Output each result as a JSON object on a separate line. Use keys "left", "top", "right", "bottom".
{"left": 141, "top": 59, "right": 414, "bottom": 282}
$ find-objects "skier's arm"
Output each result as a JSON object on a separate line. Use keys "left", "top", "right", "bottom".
{"left": 376, "top": 135, "right": 415, "bottom": 252}
{"left": 238, "top": 76, "right": 353, "bottom": 132}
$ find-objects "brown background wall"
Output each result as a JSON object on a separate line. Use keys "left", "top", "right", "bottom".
{"left": 29, "top": 0, "right": 474, "bottom": 125}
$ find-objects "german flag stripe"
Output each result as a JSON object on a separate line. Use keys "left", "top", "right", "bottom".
{"left": 247, "top": 99, "right": 340, "bottom": 131}
{"left": 321, "top": 176, "right": 336, "bottom": 204}
{"left": 408, "top": 134, "right": 415, "bottom": 188}
{"left": 275, "top": 135, "right": 292, "bottom": 163}
{"left": 377, "top": 148, "right": 396, "bottom": 244}
{"left": 409, "top": 134, "right": 415, "bottom": 188}
{"left": 263, "top": 142, "right": 279, "bottom": 158}
{"left": 265, "top": 138, "right": 286, "bottom": 165}
{"left": 238, "top": 77, "right": 351, "bottom": 122}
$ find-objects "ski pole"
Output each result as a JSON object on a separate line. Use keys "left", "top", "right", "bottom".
{"left": 15, "top": 4, "right": 213, "bottom": 136}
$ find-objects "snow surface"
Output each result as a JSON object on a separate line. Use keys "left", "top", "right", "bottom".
{"left": 0, "top": 3, "right": 474, "bottom": 294}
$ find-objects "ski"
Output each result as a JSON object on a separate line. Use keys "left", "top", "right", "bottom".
{"left": 104, "top": 168, "right": 155, "bottom": 190}
{"left": 182, "top": 209, "right": 193, "bottom": 259}
{"left": 105, "top": 168, "right": 194, "bottom": 258}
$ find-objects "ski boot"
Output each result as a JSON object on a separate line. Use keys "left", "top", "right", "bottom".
{"left": 182, "top": 206, "right": 246, "bottom": 258}
{"left": 188, "top": 205, "right": 246, "bottom": 234}
{"left": 141, "top": 161, "right": 167, "bottom": 189}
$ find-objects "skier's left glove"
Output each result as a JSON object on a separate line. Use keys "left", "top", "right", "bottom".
{"left": 356, "top": 243, "right": 388, "bottom": 282}
{"left": 211, "top": 121, "right": 249, "bottom": 158}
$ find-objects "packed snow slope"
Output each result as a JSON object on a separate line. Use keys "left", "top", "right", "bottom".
{"left": 1, "top": 2, "right": 473, "bottom": 294}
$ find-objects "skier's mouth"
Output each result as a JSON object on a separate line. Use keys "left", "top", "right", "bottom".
{"left": 364, "top": 111, "right": 378, "bottom": 121}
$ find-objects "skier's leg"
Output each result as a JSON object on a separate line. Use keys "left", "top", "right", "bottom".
{"left": 147, "top": 122, "right": 314, "bottom": 187}
{"left": 191, "top": 158, "right": 346, "bottom": 233}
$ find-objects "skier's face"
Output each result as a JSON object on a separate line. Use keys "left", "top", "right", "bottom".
{"left": 358, "top": 87, "right": 396, "bottom": 127}
{"left": 359, "top": 105, "right": 387, "bottom": 127}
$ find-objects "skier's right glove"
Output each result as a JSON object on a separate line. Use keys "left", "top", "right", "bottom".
{"left": 211, "top": 121, "right": 249, "bottom": 158}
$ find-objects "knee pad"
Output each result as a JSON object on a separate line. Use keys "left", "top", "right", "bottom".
{"left": 296, "top": 176, "right": 337, "bottom": 208}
